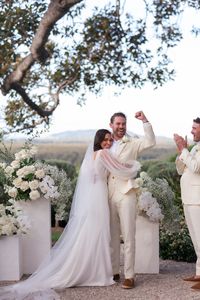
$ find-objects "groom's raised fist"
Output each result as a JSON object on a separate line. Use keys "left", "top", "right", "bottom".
{"left": 135, "top": 111, "right": 148, "bottom": 123}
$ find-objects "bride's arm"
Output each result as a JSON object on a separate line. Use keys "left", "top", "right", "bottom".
{"left": 98, "top": 149, "right": 141, "bottom": 179}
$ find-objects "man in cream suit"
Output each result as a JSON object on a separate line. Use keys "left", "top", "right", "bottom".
{"left": 108, "top": 111, "right": 156, "bottom": 289}
{"left": 174, "top": 117, "right": 200, "bottom": 290}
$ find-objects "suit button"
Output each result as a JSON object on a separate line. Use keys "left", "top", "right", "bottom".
{"left": 112, "top": 176, "right": 115, "bottom": 179}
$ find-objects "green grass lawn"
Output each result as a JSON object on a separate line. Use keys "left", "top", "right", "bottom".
{"left": 52, "top": 229, "right": 63, "bottom": 245}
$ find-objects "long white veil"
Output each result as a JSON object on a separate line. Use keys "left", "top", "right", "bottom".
{"left": 0, "top": 144, "right": 96, "bottom": 300}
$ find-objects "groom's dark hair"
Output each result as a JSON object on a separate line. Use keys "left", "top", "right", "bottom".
{"left": 110, "top": 112, "right": 126, "bottom": 124}
{"left": 94, "top": 129, "right": 111, "bottom": 151}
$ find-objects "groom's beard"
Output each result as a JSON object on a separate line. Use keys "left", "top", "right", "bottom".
{"left": 113, "top": 129, "right": 126, "bottom": 139}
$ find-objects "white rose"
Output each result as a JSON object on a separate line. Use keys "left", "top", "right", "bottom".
{"left": 16, "top": 167, "right": 26, "bottom": 177}
{"left": 20, "top": 181, "right": 30, "bottom": 192}
{"left": 13, "top": 177, "right": 23, "bottom": 188}
{"left": 11, "top": 160, "right": 20, "bottom": 169}
{"left": 24, "top": 165, "right": 35, "bottom": 175}
{"left": 35, "top": 169, "right": 45, "bottom": 179}
{"left": 19, "top": 149, "right": 29, "bottom": 160}
{"left": 29, "top": 190, "right": 40, "bottom": 201}
{"left": 5, "top": 166, "right": 14, "bottom": 175}
{"left": 8, "top": 187, "right": 18, "bottom": 198}
{"left": 29, "top": 180, "right": 39, "bottom": 190}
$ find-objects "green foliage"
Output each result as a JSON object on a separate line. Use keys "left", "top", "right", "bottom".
{"left": 160, "top": 219, "right": 196, "bottom": 262}
{"left": 0, "top": 166, "right": 9, "bottom": 205}
{"left": 0, "top": 134, "right": 14, "bottom": 204}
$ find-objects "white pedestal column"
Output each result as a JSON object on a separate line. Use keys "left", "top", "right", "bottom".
{"left": 17, "top": 198, "right": 51, "bottom": 275}
{"left": 135, "top": 215, "right": 159, "bottom": 274}
{"left": 0, "top": 235, "right": 23, "bottom": 281}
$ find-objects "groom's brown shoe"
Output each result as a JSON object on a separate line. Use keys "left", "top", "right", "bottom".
{"left": 183, "top": 276, "right": 200, "bottom": 282}
{"left": 113, "top": 274, "right": 120, "bottom": 282}
{"left": 191, "top": 282, "right": 200, "bottom": 290}
{"left": 122, "top": 278, "right": 135, "bottom": 289}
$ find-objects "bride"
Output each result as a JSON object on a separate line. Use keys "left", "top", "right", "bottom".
{"left": 0, "top": 129, "right": 140, "bottom": 300}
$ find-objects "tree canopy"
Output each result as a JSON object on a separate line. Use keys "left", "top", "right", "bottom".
{"left": 0, "top": 0, "right": 200, "bottom": 133}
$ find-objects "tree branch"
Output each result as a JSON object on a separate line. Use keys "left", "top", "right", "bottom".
{"left": 11, "top": 82, "right": 53, "bottom": 118}
{"left": 1, "top": 0, "right": 83, "bottom": 119}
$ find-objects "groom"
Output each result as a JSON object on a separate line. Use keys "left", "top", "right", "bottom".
{"left": 108, "top": 111, "right": 156, "bottom": 289}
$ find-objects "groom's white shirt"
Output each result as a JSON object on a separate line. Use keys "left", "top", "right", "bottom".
{"left": 110, "top": 140, "right": 120, "bottom": 154}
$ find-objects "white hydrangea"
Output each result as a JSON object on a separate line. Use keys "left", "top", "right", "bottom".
{"left": 138, "top": 191, "right": 164, "bottom": 222}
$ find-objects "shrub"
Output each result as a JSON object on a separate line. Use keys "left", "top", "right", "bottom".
{"left": 160, "top": 218, "right": 196, "bottom": 262}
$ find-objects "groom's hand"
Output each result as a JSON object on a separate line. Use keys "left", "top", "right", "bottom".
{"left": 135, "top": 111, "right": 149, "bottom": 123}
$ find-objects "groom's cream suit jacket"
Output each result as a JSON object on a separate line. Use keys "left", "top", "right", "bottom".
{"left": 176, "top": 145, "right": 200, "bottom": 205}
{"left": 108, "top": 122, "right": 156, "bottom": 196}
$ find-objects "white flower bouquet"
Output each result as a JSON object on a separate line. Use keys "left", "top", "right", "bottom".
{"left": 3, "top": 145, "right": 72, "bottom": 221}
{"left": 4, "top": 146, "right": 60, "bottom": 202}
{"left": 136, "top": 171, "right": 179, "bottom": 229}
{"left": 0, "top": 199, "right": 30, "bottom": 236}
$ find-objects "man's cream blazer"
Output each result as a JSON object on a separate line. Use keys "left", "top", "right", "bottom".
{"left": 176, "top": 145, "right": 200, "bottom": 205}
{"left": 108, "top": 123, "right": 156, "bottom": 197}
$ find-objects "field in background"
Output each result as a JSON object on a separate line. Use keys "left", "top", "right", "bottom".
{"left": 5, "top": 140, "right": 177, "bottom": 166}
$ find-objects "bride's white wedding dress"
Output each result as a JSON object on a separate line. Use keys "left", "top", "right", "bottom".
{"left": 0, "top": 147, "right": 140, "bottom": 300}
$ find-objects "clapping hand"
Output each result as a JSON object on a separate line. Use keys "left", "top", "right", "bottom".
{"left": 174, "top": 133, "right": 188, "bottom": 154}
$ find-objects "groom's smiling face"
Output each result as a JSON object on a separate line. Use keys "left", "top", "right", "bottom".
{"left": 110, "top": 116, "right": 126, "bottom": 140}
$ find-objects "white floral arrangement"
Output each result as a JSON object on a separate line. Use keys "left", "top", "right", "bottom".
{"left": 137, "top": 190, "right": 164, "bottom": 222}
{"left": 4, "top": 146, "right": 60, "bottom": 201}
{"left": 34, "top": 161, "right": 72, "bottom": 221}
{"left": 3, "top": 145, "right": 72, "bottom": 221}
{"left": 135, "top": 171, "right": 179, "bottom": 228}
{"left": 0, "top": 199, "right": 30, "bottom": 236}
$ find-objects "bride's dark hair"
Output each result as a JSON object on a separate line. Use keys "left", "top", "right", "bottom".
{"left": 93, "top": 129, "right": 111, "bottom": 151}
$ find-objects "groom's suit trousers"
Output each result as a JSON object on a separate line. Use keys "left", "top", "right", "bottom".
{"left": 109, "top": 188, "right": 137, "bottom": 279}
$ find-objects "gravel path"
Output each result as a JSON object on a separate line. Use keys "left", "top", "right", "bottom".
{"left": 57, "top": 259, "right": 200, "bottom": 300}
{"left": 1, "top": 259, "right": 200, "bottom": 299}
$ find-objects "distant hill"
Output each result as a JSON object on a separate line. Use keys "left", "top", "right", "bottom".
{"left": 6, "top": 129, "right": 176, "bottom": 149}
{"left": 40, "top": 129, "right": 175, "bottom": 148}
